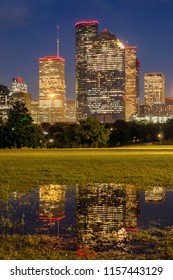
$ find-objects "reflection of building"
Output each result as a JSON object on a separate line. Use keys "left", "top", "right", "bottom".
{"left": 144, "top": 73, "right": 165, "bottom": 106}
{"left": 39, "top": 56, "right": 66, "bottom": 123}
{"left": 76, "top": 21, "right": 125, "bottom": 123}
{"left": 0, "top": 84, "right": 13, "bottom": 122}
{"left": 145, "top": 187, "right": 165, "bottom": 203}
{"left": 39, "top": 184, "right": 66, "bottom": 220}
{"left": 125, "top": 187, "right": 140, "bottom": 230}
{"left": 76, "top": 184, "right": 127, "bottom": 248}
{"left": 76, "top": 184, "right": 140, "bottom": 250}
{"left": 125, "top": 46, "right": 139, "bottom": 121}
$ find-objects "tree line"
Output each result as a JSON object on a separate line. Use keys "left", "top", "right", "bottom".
{"left": 1, "top": 101, "right": 173, "bottom": 149}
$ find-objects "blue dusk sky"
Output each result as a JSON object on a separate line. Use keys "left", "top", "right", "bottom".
{"left": 0, "top": 0, "right": 173, "bottom": 101}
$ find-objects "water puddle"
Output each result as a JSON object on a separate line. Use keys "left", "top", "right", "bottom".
{"left": 0, "top": 184, "right": 173, "bottom": 253}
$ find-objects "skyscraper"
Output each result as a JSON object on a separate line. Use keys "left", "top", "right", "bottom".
{"left": 0, "top": 84, "right": 12, "bottom": 122}
{"left": 125, "top": 46, "right": 139, "bottom": 121}
{"left": 12, "top": 76, "right": 27, "bottom": 93}
{"left": 75, "top": 21, "right": 125, "bottom": 123}
{"left": 11, "top": 77, "right": 31, "bottom": 113}
{"left": 39, "top": 56, "right": 65, "bottom": 123}
{"left": 144, "top": 72, "right": 165, "bottom": 106}
{"left": 75, "top": 21, "right": 98, "bottom": 120}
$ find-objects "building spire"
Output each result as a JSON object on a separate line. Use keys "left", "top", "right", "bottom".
{"left": 57, "top": 26, "right": 60, "bottom": 56}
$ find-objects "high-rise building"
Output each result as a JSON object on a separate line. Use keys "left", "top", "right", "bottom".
{"left": 12, "top": 76, "right": 27, "bottom": 93}
{"left": 31, "top": 99, "right": 39, "bottom": 124}
{"left": 76, "top": 21, "right": 98, "bottom": 121}
{"left": 39, "top": 56, "right": 65, "bottom": 123}
{"left": 11, "top": 76, "right": 31, "bottom": 112}
{"left": 65, "top": 99, "right": 76, "bottom": 123}
{"left": 144, "top": 73, "right": 165, "bottom": 106}
{"left": 125, "top": 46, "right": 139, "bottom": 121}
{"left": 0, "top": 84, "right": 13, "bottom": 122}
{"left": 76, "top": 21, "right": 125, "bottom": 123}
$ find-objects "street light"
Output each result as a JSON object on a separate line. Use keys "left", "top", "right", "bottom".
{"left": 158, "top": 133, "right": 162, "bottom": 145}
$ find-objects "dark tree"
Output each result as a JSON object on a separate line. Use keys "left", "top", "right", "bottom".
{"left": 76, "top": 117, "right": 110, "bottom": 147}
{"left": 108, "top": 120, "right": 130, "bottom": 146}
{"left": 4, "top": 101, "right": 43, "bottom": 148}
{"left": 163, "top": 119, "right": 173, "bottom": 141}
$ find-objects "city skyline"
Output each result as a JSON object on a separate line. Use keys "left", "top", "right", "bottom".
{"left": 1, "top": 0, "right": 173, "bottom": 101}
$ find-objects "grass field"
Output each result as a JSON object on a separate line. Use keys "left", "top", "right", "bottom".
{"left": 0, "top": 146, "right": 173, "bottom": 199}
{"left": 0, "top": 146, "right": 173, "bottom": 200}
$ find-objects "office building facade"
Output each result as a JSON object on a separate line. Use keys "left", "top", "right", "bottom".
{"left": 75, "top": 21, "right": 125, "bottom": 123}
{"left": 65, "top": 99, "right": 76, "bottom": 123}
{"left": 31, "top": 99, "right": 39, "bottom": 124}
{"left": 0, "top": 84, "right": 13, "bottom": 122}
{"left": 39, "top": 56, "right": 65, "bottom": 123}
{"left": 125, "top": 46, "right": 139, "bottom": 121}
{"left": 76, "top": 21, "right": 98, "bottom": 121}
{"left": 12, "top": 76, "right": 27, "bottom": 93}
{"left": 144, "top": 73, "right": 165, "bottom": 106}
{"left": 11, "top": 77, "right": 31, "bottom": 112}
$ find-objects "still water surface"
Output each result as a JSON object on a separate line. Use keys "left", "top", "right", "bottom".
{"left": 0, "top": 184, "right": 173, "bottom": 251}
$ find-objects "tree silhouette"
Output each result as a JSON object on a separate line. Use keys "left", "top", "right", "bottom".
{"left": 5, "top": 101, "right": 43, "bottom": 148}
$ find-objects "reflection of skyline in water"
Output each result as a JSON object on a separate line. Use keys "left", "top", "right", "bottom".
{"left": 76, "top": 185, "right": 140, "bottom": 249}
{"left": 0, "top": 184, "right": 173, "bottom": 251}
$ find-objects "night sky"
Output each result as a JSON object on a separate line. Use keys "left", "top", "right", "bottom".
{"left": 0, "top": 0, "right": 173, "bottom": 101}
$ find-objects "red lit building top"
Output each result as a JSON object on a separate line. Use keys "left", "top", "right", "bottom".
{"left": 17, "top": 76, "right": 23, "bottom": 83}
{"left": 75, "top": 20, "right": 98, "bottom": 26}
{"left": 125, "top": 46, "right": 137, "bottom": 49}
{"left": 39, "top": 56, "right": 65, "bottom": 62}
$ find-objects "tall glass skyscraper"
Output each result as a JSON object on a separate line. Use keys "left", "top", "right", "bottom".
{"left": 75, "top": 21, "right": 98, "bottom": 120}
{"left": 75, "top": 21, "right": 125, "bottom": 123}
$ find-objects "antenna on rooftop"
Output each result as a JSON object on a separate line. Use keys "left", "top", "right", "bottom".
{"left": 57, "top": 26, "right": 60, "bottom": 56}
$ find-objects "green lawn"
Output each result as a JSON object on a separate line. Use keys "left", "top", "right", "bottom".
{"left": 0, "top": 146, "right": 173, "bottom": 199}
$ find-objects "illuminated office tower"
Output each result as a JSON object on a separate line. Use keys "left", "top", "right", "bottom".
{"left": 11, "top": 77, "right": 31, "bottom": 112}
{"left": 12, "top": 76, "right": 27, "bottom": 93}
{"left": 31, "top": 100, "right": 39, "bottom": 124}
{"left": 75, "top": 20, "right": 98, "bottom": 120}
{"left": 39, "top": 56, "right": 65, "bottom": 123}
{"left": 136, "top": 59, "right": 140, "bottom": 114}
{"left": 0, "top": 84, "right": 13, "bottom": 122}
{"left": 76, "top": 21, "right": 125, "bottom": 122}
{"left": 87, "top": 30, "right": 125, "bottom": 122}
{"left": 65, "top": 99, "right": 76, "bottom": 123}
{"left": 125, "top": 47, "right": 139, "bottom": 121}
{"left": 144, "top": 73, "right": 165, "bottom": 106}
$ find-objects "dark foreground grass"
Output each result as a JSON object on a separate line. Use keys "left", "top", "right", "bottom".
{"left": 0, "top": 227, "right": 173, "bottom": 260}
